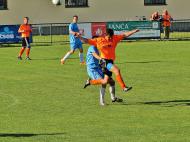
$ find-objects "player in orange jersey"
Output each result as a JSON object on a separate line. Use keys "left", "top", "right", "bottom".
{"left": 80, "top": 28, "right": 139, "bottom": 92}
{"left": 18, "top": 17, "right": 32, "bottom": 60}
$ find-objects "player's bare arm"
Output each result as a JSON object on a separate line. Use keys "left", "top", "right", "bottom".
{"left": 69, "top": 30, "right": 80, "bottom": 36}
{"left": 123, "top": 29, "right": 140, "bottom": 38}
{"left": 18, "top": 29, "right": 24, "bottom": 33}
{"left": 18, "top": 28, "right": 31, "bottom": 33}
{"left": 92, "top": 52, "right": 106, "bottom": 68}
{"left": 92, "top": 52, "right": 101, "bottom": 60}
{"left": 79, "top": 36, "right": 89, "bottom": 43}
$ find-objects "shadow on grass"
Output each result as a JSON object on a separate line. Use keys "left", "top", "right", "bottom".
{"left": 0, "top": 133, "right": 65, "bottom": 138}
{"left": 121, "top": 100, "right": 190, "bottom": 107}
{"left": 142, "top": 100, "right": 190, "bottom": 107}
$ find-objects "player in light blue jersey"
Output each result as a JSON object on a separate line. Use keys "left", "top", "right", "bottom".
{"left": 61, "top": 15, "right": 85, "bottom": 65}
{"left": 86, "top": 45, "right": 105, "bottom": 81}
{"left": 84, "top": 45, "right": 123, "bottom": 106}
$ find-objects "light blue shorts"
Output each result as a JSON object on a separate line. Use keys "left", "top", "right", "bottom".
{"left": 106, "top": 63, "right": 114, "bottom": 71}
{"left": 70, "top": 42, "right": 83, "bottom": 50}
{"left": 87, "top": 67, "right": 104, "bottom": 80}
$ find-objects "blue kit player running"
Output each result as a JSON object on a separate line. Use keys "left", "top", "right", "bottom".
{"left": 85, "top": 45, "right": 122, "bottom": 106}
{"left": 61, "top": 15, "right": 85, "bottom": 65}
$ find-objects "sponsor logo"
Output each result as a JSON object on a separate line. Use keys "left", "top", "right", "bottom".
{"left": 95, "top": 28, "right": 103, "bottom": 36}
{"left": 108, "top": 23, "right": 129, "bottom": 30}
{"left": 152, "top": 22, "right": 159, "bottom": 29}
{"left": 0, "top": 27, "right": 14, "bottom": 39}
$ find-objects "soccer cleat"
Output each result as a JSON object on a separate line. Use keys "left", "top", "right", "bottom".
{"left": 80, "top": 61, "right": 86, "bottom": 65}
{"left": 83, "top": 78, "right": 91, "bottom": 89}
{"left": 18, "top": 56, "right": 22, "bottom": 60}
{"left": 26, "top": 57, "right": 32, "bottom": 60}
{"left": 112, "top": 97, "right": 123, "bottom": 103}
{"left": 123, "top": 86, "right": 133, "bottom": 92}
{"left": 60, "top": 59, "right": 65, "bottom": 65}
{"left": 100, "top": 102, "right": 105, "bottom": 106}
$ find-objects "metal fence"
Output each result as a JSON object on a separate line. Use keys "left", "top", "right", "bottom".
{"left": 31, "top": 19, "right": 190, "bottom": 45}
{"left": 32, "top": 23, "right": 69, "bottom": 44}
{"left": 1, "top": 19, "right": 190, "bottom": 47}
{"left": 168, "top": 19, "right": 190, "bottom": 40}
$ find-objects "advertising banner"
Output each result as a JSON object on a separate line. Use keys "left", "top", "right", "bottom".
{"left": 78, "top": 23, "right": 92, "bottom": 38}
{"left": 91, "top": 22, "right": 107, "bottom": 37}
{"left": 0, "top": 25, "right": 33, "bottom": 43}
{"left": 0, "top": 25, "right": 21, "bottom": 43}
{"left": 107, "top": 21, "right": 160, "bottom": 39}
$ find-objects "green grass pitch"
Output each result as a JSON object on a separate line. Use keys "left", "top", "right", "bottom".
{"left": 0, "top": 41, "right": 190, "bottom": 142}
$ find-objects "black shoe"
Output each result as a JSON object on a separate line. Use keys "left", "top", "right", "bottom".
{"left": 18, "top": 56, "right": 22, "bottom": 60}
{"left": 26, "top": 57, "right": 32, "bottom": 60}
{"left": 83, "top": 78, "right": 91, "bottom": 89}
{"left": 112, "top": 97, "right": 123, "bottom": 103}
{"left": 123, "top": 86, "right": 132, "bottom": 92}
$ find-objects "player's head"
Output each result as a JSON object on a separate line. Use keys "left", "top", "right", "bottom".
{"left": 23, "top": 17, "right": 29, "bottom": 24}
{"left": 73, "top": 15, "right": 78, "bottom": 23}
{"left": 163, "top": 9, "right": 168, "bottom": 15}
{"left": 155, "top": 11, "right": 159, "bottom": 16}
{"left": 106, "top": 28, "right": 114, "bottom": 38}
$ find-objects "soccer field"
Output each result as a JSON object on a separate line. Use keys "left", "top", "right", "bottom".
{"left": 0, "top": 41, "right": 190, "bottom": 142}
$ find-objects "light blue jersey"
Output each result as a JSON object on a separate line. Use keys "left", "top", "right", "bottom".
{"left": 69, "top": 23, "right": 82, "bottom": 50}
{"left": 86, "top": 46, "right": 100, "bottom": 69}
{"left": 86, "top": 46, "right": 103, "bottom": 79}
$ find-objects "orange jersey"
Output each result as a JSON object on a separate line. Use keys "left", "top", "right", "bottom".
{"left": 88, "top": 35, "right": 124, "bottom": 60}
{"left": 162, "top": 14, "right": 172, "bottom": 27}
{"left": 18, "top": 24, "right": 32, "bottom": 38}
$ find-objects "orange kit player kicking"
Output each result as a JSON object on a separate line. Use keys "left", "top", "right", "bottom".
{"left": 80, "top": 28, "right": 139, "bottom": 92}
{"left": 18, "top": 17, "right": 32, "bottom": 60}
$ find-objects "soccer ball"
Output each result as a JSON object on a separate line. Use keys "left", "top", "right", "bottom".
{"left": 52, "top": 0, "right": 60, "bottom": 5}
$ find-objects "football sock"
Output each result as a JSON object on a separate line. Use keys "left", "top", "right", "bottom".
{"left": 100, "top": 86, "right": 106, "bottom": 105}
{"left": 90, "top": 79, "right": 103, "bottom": 85}
{"left": 26, "top": 48, "right": 30, "bottom": 57}
{"left": 116, "top": 73, "right": 126, "bottom": 89}
{"left": 62, "top": 52, "right": 71, "bottom": 61}
{"left": 79, "top": 53, "right": 84, "bottom": 62}
{"left": 109, "top": 85, "right": 115, "bottom": 100}
{"left": 19, "top": 47, "right": 25, "bottom": 57}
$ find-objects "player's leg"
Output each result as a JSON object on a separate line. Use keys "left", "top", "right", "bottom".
{"left": 108, "top": 78, "right": 123, "bottom": 102}
{"left": 84, "top": 67, "right": 107, "bottom": 105}
{"left": 100, "top": 84, "right": 106, "bottom": 106}
{"left": 108, "top": 78, "right": 116, "bottom": 101}
{"left": 78, "top": 45, "right": 85, "bottom": 65}
{"left": 18, "top": 48, "right": 25, "bottom": 60}
{"left": 18, "top": 38, "right": 26, "bottom": 60}
{"left": 89, "top": 75, "right": 109, "bottom": 85}
{"left": 25, "top": 37, "right": 31, "bottom": 60}
{"left": 108, "top": 63, "right": 132, "bottom": 92}
{"left": 166, "top": 26, "right": 170, "bottom": 39}
{"left": 164, "top": 27, "right": 167, "bottom": 39}
{"left": 84, "top": 68, "right": 109, "bottom": 88}
{"left": 60, "top": 47, "right": 75, "bottom": 64}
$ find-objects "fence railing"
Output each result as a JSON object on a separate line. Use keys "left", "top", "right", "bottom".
{"left": 166, "top": 19, "right": 190, "bottom": 40}
{"left": 31, "top": 19, "right": 190, "bottom": 45}
{"left": 32, "top": 23, "right": 69, "bottom": 44}
{"left": 1, "top": 19, "right": 190, "bottom": 47}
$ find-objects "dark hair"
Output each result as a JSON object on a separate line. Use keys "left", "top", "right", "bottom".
{"left": 106, "top": 28, "right": 114, "bottom": 37}
{"left": 73, "top": 15, "right": 78, "bottom": 18}
{"left": 24, "top": 17, "right": 29, "bottom": 20}
{"left": 92, "top": 35, "right": 99, "bottom": 39}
